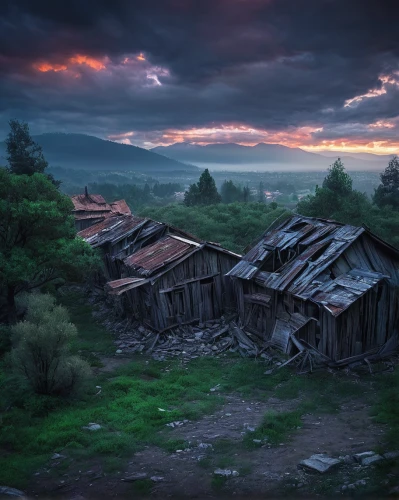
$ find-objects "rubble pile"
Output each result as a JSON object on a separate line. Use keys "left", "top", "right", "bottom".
{"left": 93, "top": 302, "right": 275, "bottom": 362}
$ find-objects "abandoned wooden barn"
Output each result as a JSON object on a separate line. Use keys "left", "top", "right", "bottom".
{"left": 77, "top": 214, "right": 200, "bottom": 280}
{"left": 70, "top": 187, "right": 131, "bottom": 231}
{"left": 227, "top": 214, "right": 399, "bottom": 362}
{"left": 107, "top": 235, "right": 241, "bottom": 331}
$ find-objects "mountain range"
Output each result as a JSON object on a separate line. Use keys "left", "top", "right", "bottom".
{"left": 0, "top": 133, "right": 395, "bottom": 173}
{"left": 152, "top": 142, "right": 395, "bottom": 171}
{"left": 0, "top": 133, "right": 197, "bottom": 173}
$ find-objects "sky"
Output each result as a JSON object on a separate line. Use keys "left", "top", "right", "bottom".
{"left": 1, "top": 0, "right": 399, "bottom": 153}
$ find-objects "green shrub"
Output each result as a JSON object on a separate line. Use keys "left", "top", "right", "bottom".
{"left": 10, "top": 294, "right": 91, "bottom": 397}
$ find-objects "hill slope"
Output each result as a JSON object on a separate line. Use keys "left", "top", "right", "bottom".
{"left": 0, "top": 133, "right": 198, "bottom": 172}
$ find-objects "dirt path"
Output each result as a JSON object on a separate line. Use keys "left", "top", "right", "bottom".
{"left": 27, "top": 394, "right": 387, "bottom": 499}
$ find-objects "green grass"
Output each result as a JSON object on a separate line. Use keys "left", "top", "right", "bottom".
{"left": 372, "top": 370, "right": 399, "bottom": 449}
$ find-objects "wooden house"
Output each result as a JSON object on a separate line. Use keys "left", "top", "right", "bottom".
{"left": 106, "top": 234, "right": 241, "bottom": 331}
{"left": 70, "top": 187, "right": 131, "bottom": 231}
{"left": 227, "top": 214, "right": 399, "bottom": 362}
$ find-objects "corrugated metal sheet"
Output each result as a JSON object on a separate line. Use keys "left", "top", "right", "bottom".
{"left": 124, "top": 235, "right": 197, "bottom": 277}
{"left": 310, "top": 268, "right": 387, "bottom": 316}
{"left": 226, "top": 260, "right": 259, "bottom": 279}
{"left": 106, "top": 277, "right": 149, "bottom": 295}
{"left": 77, "top": 215, "right": 161, "bottom": 248}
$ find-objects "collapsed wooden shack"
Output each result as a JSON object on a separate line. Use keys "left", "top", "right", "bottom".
{"left": 77, "top": 214, "right": 201, "bottom": 280}
{"left": 227, "top": 214, "right": 399, "bottom": 363}
{"left": 107, "top": 235, "right": 241, "bottom": 331}
{"left": 70, "top": 187, "right": 131, "bottom": 231}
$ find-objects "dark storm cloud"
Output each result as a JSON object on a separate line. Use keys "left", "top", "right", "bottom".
{"left": 1, "top": 0, "right": 399, "bottom": 147}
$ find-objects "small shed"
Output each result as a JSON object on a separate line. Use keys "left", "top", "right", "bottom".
{"left": 70, "top": 187, "right": 131, "bottom": 231}
{"left": 227, "top": 214, "right": 399, "bottom": 362}
{"left": 107, "top": 235, "right": 241, "bottom": 331}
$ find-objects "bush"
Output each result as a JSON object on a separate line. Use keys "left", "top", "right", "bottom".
{"left": 10, "top": 294, "right": 91, "bottom": 397}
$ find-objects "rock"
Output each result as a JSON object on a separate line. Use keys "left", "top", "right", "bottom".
{"left": 264, "top": 369, "right": 274, "bottom": 375}
{"left": 299, "top": 454, "right": 341, "bottom": 473}
{"left": 150, "top": 476, "right": 164, "bottom": 482}
{"left": 115, "top": 349, "right": 123, "bottom": 354}
{"left": 339, "top": 454, "right": 354, "bottom": 464}
{"left": 198, "top": 443, "right": 213, "bottom": 449}
{"left": 0, "top": 487, "right": 26, "bottom": 497}
{"left": 362, "top": 454, "right": 384, "bottom": 466}
{"left": 211, "top": 345, "right": 218, "bottom": 351}
{"left": 353, "top": 451, "right": 375, "bottom": 464}
{"left": 244, "top": 425, "right": 255, "bottom": 432}
{"left": 138, "top": 326, "right": 146, "bottom": 333}
{"left": 214, "top": 469, "right": 239, "bottom": 477}
{"left": 122, "top": 473, "right": 147, "bottom": 482}
{"left": 384, "top": 451, "right": 399, "bottom": 460}
{"left": 82, "top": 423, "right": 102, "bottom": 431}
{"left": 51, "top": 453, "right": 65, "bottom": 460}
{"left": 210, "top": 384, "right": 221, "bottom": 392}
{"left": 253, "top": 439, "right": 262, "bottom": 444}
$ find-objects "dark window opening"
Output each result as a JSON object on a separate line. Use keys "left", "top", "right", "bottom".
{"left": 287, "top": 222, "right": 309, "bottom": 233}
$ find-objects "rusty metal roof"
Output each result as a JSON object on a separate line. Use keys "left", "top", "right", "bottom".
{"left": 77, "top": 214, "right": 157, "bottom": 248}
{"left": 110, "top": 199, "right": 132, "bottom": 216}
{"left": 71, "top": 193, "right": 111, "bottom": 212}
{"left": 124, "top": 235, "right": 198, "bottom": 277}
{"left": 228, "top": 214, "right": 395, "bottom": 314}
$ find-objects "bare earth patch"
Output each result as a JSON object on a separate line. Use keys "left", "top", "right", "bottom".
{"left": 26, "top": 394, "right": 387, "bottom": 499}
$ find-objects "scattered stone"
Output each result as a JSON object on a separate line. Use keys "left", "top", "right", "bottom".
{"left": 244, "top": 424, "right": 255, "bottom": 432}
{"left": 253, "top": 439, "right": 262, "bottom": 444}
{"left": 299, "top": 454, "right": 341, "bottom": 473}
{"left": 362, "top": 454, "right": 384, "bottom": 466}
{"left": 210, "top": 384, "right": 221, "bottom": 392}
{"left": 122, "top": 473, "right": 148, "bottom": 482}
{"left": 82, "top": 423, "right": 102, "bottom": 431}
{"left": 339, "top": 454, "right": 354, "bottom": 464}
{"left": 214, "top": 469, "right": 239, "bottom": 477}
{"left": 166, "top": 421, "right": 185, "bottom": 428}
{"left": 353, "top": 451, "right": 375, "bottom": 464}
{"left": 115, "top": 349, "right": 122, "bottom": 354}
{"left": 264, "top": 369, "right": 274, "bottom": 375}
{"left": 0, "top": 486, "right": 26, "bottom": 498}
{"left": 150, "top": 476, "right": 164, "bottom": 482}
{"left": 198, "top": 443, "right": 213, "bottom": 449}
{"left": 51, "top": 453, "right": 66, "bottom": 460}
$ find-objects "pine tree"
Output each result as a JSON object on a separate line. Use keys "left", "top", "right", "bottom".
{"left": 374, "top": 156, "right": 399, "bottom": 209}
{"left": 6, "top": 119, "right": 60, "bottom": 186}
{"left": 184, "top": 169, "right": 221, "bottom": 206}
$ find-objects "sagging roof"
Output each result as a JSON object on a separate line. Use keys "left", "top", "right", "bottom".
{"left": 310, "top": 268, "right": 388, "bottom": 316}
{"left": 124, "top": 234, "right": 200, "bottom": 277}
{"left": 228, "top": 214, "right": 398, "bottom": 316}
{"left": 77, "top": 215, "right": 162, "bottom": 248}
{"left": 71, "top": 193, "right": 111, "bottom": 212}
{"left": 110, "top": 199, "right": 132, "bottom": 216}
{"left": 71, "top": 192, "right": 131, "bottom": 219}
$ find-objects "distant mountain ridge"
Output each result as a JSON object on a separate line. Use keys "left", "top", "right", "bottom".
{"left": 0, "top": 133, "right": 198, "bottom": 173}
{"left": 152, "top": 142, "right": 394, "bottom": 171}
